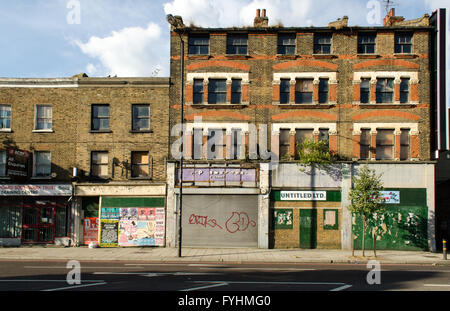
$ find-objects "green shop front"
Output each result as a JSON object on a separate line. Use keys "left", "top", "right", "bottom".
{"left": 270, "top": 190, "right": 342, "bottom": 249}
{"left": 352, "top": 188, "right": 428, "bottom": 251}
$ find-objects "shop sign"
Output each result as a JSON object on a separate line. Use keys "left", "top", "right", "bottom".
{"left": 372, "top": 191, "right": 400, "bottom": 204}
{"left": 6, "top": 148, "right": 30, "bottom": 179}
{"left": 179, "top": 167, "right": 257, "bottom": 183}
{"left": 280, "top": 191, "right": 327, "bottom": 201}
{"left": 0, "top": 184, "right": 72, "bottom": 196}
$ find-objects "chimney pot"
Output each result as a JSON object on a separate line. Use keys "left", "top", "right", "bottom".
{"left": 389, "top": 8, "right": 395, "bottom": 16}
{"left": 256, "top": 9, "right": 260, "bottom": 17}
{"left": 262, "top": 9, "right": 266, "bottom": 17}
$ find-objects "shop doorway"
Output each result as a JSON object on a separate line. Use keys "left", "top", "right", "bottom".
{"left": 299, "top": 209, "right": 317, "bottom": 249}
{"left": 22, "top": 206, "right": 56, "bottom": 243}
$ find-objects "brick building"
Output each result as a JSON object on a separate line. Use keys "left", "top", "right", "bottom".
{"left": 167, "top": 9, "right": 438, "bottom": 251}
{"left": 0, "top": 76, "right": 170, "bottom": 247}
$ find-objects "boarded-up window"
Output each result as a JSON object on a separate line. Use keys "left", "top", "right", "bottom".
{"left": 131, "top": 151, "right": 150, "bottom": 178}
{"left": 360, "top": 129, "right": 371, "bottom": 159}
{"left": 400, "top": 129, "right": 410, "bottom": 160}
{"left": 279, "top": 129, "right": 291, "bottom": 159}
{"left": 376, "top": 129, "right": 394, "bottom": 160}
{"left": 91, "top": 151, "right": 109, "bottom": 177}
{"left": 295, "top": 79, "right": 313, "bottom": 104}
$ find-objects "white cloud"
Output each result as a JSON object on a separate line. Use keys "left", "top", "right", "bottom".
{"left": 163, "top": 0, "right": 372, "bottom": 28}
{"left": 74, "top": 22, "right": 169, "bottom": 77}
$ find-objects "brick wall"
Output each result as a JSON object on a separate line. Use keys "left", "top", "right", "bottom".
{"left": 169, "top": 26, "right": 432, "bottom": 163}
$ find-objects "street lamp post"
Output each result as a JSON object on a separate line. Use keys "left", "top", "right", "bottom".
{"left": 166, "top": 14, "right": 184, "bottom": 258}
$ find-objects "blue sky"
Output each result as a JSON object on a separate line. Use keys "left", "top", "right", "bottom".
{"left": 0, "top": 0, "right": 448, "bottom": 78}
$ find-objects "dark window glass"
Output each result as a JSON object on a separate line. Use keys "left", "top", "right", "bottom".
{"left": 358, "top": 33, "right": 376, "bottom": 54}
{"left": 360, "top": 78, "right": 370, "bottom": 104}
{"left": 193, "top": 79, "right": 204, "bottom": 104}
{"left": 231, "top": 79, "right": 242, "bottom": 104}
{"left": 132, "top": 104, "right": 150, "bottom": 131}
{"left": 376, "top": 78, "right": 394, "bottom": 103}
{"left": 280, "top": 79, "right": 290, "bottom": 104}
{"left": 91, "top": 104, "right": 110, "bottom": 131}
{"left": 188, "top": 35, "right": 209, "bottom": 55}
{"left": 208, "top": 79, "right": 227, "bottom": 104}
{"left": 314, "top": 33, "right": 332, "bottom": 54}
{"left": 400, "top": 78, "right": 410, "bottom": 103}
{"left": 318, "top": 79, "right": 329, "bottom": 104}
{"left": 278, "top": 33, "right": 296, "bottom": 55}
{"left": 395, "top": 33, "right": 412, "bottom": 54}
{"left": 227, "top": 34, "right": 248, "bottom": 55}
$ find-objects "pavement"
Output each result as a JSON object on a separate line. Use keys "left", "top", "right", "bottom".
{"left": 0, "top": 245, "right": 448, "bottom": 265}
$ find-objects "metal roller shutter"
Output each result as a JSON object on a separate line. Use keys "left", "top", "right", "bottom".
{"left": 182, "top": 195, "right": 258, "bottom": 247}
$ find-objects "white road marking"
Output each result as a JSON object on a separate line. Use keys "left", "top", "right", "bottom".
{"left": 199, "top": 267, "right": 316, "bottom": 271}
{"left": 330, "top": 284, "right": 353, "bottom": 291}
{"left": 41, "top": 282, "right": 107, "bottom": 292}
{"left": 424, "top": 284, "right": 450, "bottom": 287}
{"left": 181, "top": 282, "right": 228, "bottom": 291}
{"left": 0, "top": 280, "right": 104, "bottom": 283}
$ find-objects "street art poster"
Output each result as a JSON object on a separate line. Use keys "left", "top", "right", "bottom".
{"left": 116, "top": 208, "right": 165, "bottom": 247}
{"left": 83, "top": 217, "right": 98, "bottom": 245}
{"left": 119, "top": 219, "right": 138, "bottom": 246}
{"left": 100, "top": 219, "right": 119, "bottom": 247}
{"left": 273, "top": 209, "right": 293, "bottom": 229}
{"left": 101, "top": 207, "right": 120, "bottom": 219}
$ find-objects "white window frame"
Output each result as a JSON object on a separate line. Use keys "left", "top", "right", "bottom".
{"left": 0, "top": 105, "right": 12, "bottom": 132}
{"left": 353, "top": 71, "right": 419, "bottom": 105}
{"left": 33, "top": 151, "right": 51, "bottom": 178}
{"left": 34, "top": 105, "right": 53, "bottom": 132}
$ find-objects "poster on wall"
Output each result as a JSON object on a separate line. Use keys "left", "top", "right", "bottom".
{"left": 83, "top": 217, "right": 98, "bottom": 245}
{"left": 100, "top": 219, "right": 119, "bottom": 247}
{"left": 117, "top": 208, "right": 165, "bottom": 247}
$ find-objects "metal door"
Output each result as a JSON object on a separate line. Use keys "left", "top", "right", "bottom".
{"left": 299, "top": 209, "right": 316, "bottom": 249}
{"left": 22, "top": 207, "right": 55, "bottom": 243}
{"left": 182, "top": 195, "right": 258, "bottom": 247}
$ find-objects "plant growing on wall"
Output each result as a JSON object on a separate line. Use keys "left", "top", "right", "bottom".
{"left": 296, "top": 138, "right": 334, "bottom": 166}
{"left": 347, "top": 164, "right": 384, "bottom": 257}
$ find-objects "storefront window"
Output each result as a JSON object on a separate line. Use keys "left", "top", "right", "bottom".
{"left": 0, "top": 204, "right": 21, "bottom": 238}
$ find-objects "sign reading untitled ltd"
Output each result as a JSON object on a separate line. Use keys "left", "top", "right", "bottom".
{"left": 280, "top": 191, "right": 327, "bottom": 201}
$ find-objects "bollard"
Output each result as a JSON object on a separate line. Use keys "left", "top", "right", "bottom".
{"left": 443, "top": 240, "right": 447, "bottom": 260}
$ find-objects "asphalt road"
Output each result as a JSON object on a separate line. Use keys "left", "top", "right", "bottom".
{"left": 0, "top": 260, "right": 449, "bottom": 292}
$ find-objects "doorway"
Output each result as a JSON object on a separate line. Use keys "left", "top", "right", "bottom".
{"left": 22, "top": 206, "right": 56, "bottom": 243}
{"left": 299, "top": 209, "right": 317, "bottom": 249}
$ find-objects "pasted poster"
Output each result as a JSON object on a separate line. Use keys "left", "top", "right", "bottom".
{"left": 117, "top": 208, "right": 165, "bottom": 247}
{"left": 100, "top": 219, "right": 119, "bottom": 247}
{"left": 273, "top": 209, "right": 293, "bottom": 229}
{"left": 83, "top": 217, "right": 98, "bottom": 245}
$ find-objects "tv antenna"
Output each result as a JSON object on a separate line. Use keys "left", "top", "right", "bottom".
{"left": 382, "top": 0, "right": 396, "bottom": 14}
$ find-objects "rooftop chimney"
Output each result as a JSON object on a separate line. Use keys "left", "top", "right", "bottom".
{"left": 254, "top": 8, "right": 269, "bottom": 27}
{"left": 383, "top": 8, "right": 405, "bottom": 26}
